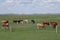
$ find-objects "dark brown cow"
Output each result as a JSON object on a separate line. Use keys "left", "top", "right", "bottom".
{"left": 13, "top": 20, "right": 17, "bottom": 23}
{"left": 50, "top": 22, "right": 58, "bottom": 28}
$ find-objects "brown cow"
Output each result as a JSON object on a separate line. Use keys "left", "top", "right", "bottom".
{"left": 1, "top": 20, "right": 11, "bottom": 32}
{"left": 2, "top": 23, "right": 9, "bottom": 27}
{"left": 43, "top": 21, "right": 50, "bottom": 25}
{"left": 50, "top": 22, "right": 58, "bottom": 28}
{"left": 36, "top": 21, "right": 50, "bottom": 30}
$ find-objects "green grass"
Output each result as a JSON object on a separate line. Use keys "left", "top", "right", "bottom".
{"left": 0, "top": 14, "right": 60, "bottom": 40}
{"left": 0, "top": 31, "right": 59, "bottom": 40}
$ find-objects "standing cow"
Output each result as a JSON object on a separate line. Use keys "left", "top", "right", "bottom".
{"left": 43, "top": 21, "right": 50, "bottom": 25}
{"left": 1, "top": 20, "right": 12, "bottom": 32}
{"left": 37, "top": 23, "right": 45, "bottom": 29}
{"left": 36, "top": 21, "right": 50, "bottom": 30}
{"left": 13, "top": 20, "right": 23, "bottom": 24}
{"left": 23, "top": 19, "right": 28, "bottom": 23}
{"left": 50, "top": 22, "right": 58, "bottom": 28}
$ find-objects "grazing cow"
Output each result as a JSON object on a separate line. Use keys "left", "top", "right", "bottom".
{"left": 43, "top": 21, "right": 50, "bottom": 25}
{"left": 13, "top": 20, "right": 23, "bottom": 24}
{"left": 37, "top": 23, "right": 45, "bottom": 30}
{"left": 23, "top": 19, "right": 28, "bottom": 23}
{"left": 31, "top": 20, "right": 35, "bottom": 24}
{"left": 50, "top": 22, "right": 58, "bottom": 28}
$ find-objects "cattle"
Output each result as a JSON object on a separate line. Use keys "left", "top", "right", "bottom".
{"left": 1, "top": 20, "right": 10, "bottom": 31}
{"left": 36, "top": 21, "right": 50, "bottom": 30}
{"left": 13, "top": 20, "right": 23, "bottom": 24}
{"left": 23, "top": 19, "right": 28, "bottom": 23}
{"left": 37, "top": 23, "right": 45, "bottom": 30}
{"left": 1, "top": 20, "right": 12, "bottom": 32}
{"left": 50, "top": 22, "right": 58, "bottom": 28}
{"left": 43, "top": 21, "right": 50, "bottom": 25}
{"left": 31, "top": 20, "right": 35, "bottom": 24}
{"left": 13, "top": 20, "right": 17, "bottom": 23}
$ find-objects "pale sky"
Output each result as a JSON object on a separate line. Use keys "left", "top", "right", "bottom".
{"left": 0, "top": 0, "right": 60, "bottom": 14}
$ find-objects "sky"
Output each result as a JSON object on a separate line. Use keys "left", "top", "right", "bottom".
{"left": 0, "top": 0, "right": 60, "bottom": 14}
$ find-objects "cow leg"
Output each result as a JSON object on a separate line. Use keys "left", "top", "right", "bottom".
{"left": 1, "top": 26, "right": 7, "bottom": 31}
{"left": 1, "top": 26, "right": 5, "bottom": 31}
{"left": 8, "top": 26, "right": 12, "bottom": 32}
{"left": 17, "top": 22, "right": 18, "bottom": 24}
{"left": 1, "top": 26, "right": 4, "bottom": 29}
{"left": 36, "top": 26, "right": 39, "bottom": 32}
{"left": 21, "top": 21, "right": 23, "bottom": 24}
{"left": 53, "top": 26, "right": 56, "bottom": 28}
{"left": 42, "top": 26, "right": 46, "bottom": 30}
{"left": 37, "top": 26, "right": 40, "bottom": 30}
{"left": 9, "top": 26, "right": 12, "bottom": 32}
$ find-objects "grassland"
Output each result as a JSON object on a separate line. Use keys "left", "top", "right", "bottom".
{"left": 0, "top": 14, "right": 60, "bottom": 40}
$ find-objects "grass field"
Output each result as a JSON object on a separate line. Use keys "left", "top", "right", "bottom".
{"left": 0, "top": 14, "right": 60, "bottom": 40}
